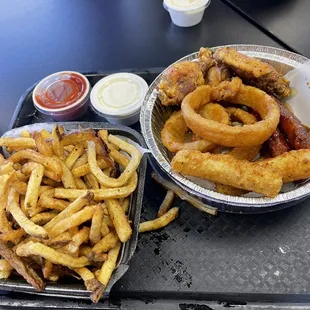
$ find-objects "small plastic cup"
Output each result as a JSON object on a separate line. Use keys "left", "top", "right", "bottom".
{"left": 32, "top": 71, "right": 90, "bottom": 121}
{"left": 90, "top": 73, "right": 148, "bottom": 126}
{"left": 163, "top": 0, "right": 211, "bottom": 27}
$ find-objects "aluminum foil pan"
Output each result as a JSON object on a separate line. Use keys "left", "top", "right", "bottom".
{"left": 140, "top": 44, "right": 310, "bottom": 212}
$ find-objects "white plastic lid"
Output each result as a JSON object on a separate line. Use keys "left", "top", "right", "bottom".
{"left": 164, "top": 0, "right": 210, "bottom": 11}
{"left": 90, "top": 73, "right": 148, "bottom": 118}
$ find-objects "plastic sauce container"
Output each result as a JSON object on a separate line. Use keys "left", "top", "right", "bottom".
{"left": 90, "top": 73, "right": 148, "bottom": 126}
{"left": 163, "top": 0, "right": 211, "bottom": 27}
{"left": 32, "top": 71, "right": 90, "bottom": 121}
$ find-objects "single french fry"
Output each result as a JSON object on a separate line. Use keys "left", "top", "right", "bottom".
{"left": 0, "top": 259, "right": 13, "bottom": 279}
{"left": 100, "top": 221, "right": 110, "bottom": 237}
{"left": 79, "top": 245, "right": 92, "bottom": 257}
{"left": 46, "top": 231, "right": 72, "bottom": 248}
{"left": 72, "top": 152, "right": 88, "bottom": 169}
{"left": 67, "top": 226, "right": 90, "bottom": 255}
{"left": 22, "top": 162, "right": 60, "bottom": 182}
{"left": 38, "top": 186, "right": 53, "bottom": 196}
{"left": 89, "top": 205, "right": 104, "bottom": 246}
{"left": 54, "top": 173, "right": 137, "bottom": 200}
{"left": 52, "top": 125, "right": 64, "bottom": 159}
{"left": 139, "top": 207, "right": 179, "bottom": 233}
{"left": 7, "top": 188, "right": 48, "bottom": 239}
{"left": 0, "top": 137, "right": 36, "bottom": 149}
{"left": 42, "top": 260, "right": 53, "bottom": 279}
{"left": 38, "top": 189, "right": 69, "bottom": 211}
{"left": 9, "top": 150, "right": 62, "bottom": 181}
{"left": 30, "top": 212, "right": 58, "bottom": 225}
{"left": 74, "top": 177, "right": 88, "bottom": 189}
{"left": 157, "top": 190, "right": 175, "bottom": 218}
{"left": 0, "top": 228, "right": 24, "bottom": 244}
{"left": 0, "top": 173, "right": 14, "bottom": 232}
{"left": 33, "top": 132, "right": 53, "bottom": 157}
{"left": 74, "top": 267, "right": 105, "bottom": 303}
{"left": 121, "top": 197, "right": 130, "bottom": 214}
{"left": 105, "top": 199, "right": 132, "bottom": 242}
{"left": 44, "top": 191, "right": 93, "bottom": 231}
{"left": 61, "top": 130, "right": 96, "bottom": 146}
{"left": 39, "top": 129, "right": 52, "bottom": 139}
{"left": 71, "top": 159, "right": 109, "bottom": 178}
{"left": 98, "top": 242, "right": 121, "bottom": 287}
{"left": 89, "top": 231, "right": 119, "bottom": 261}
{"left": 10, "top": 179, "right": 28, "bottom": 195}
{"left": 88, "top": 136, "right": 141, "bottom": 188}
{"left": 103, "top": 215, "right": 113, "bottom": 228}
{"left": 0, "top": 240, "right": 45, "bottom": 290}
{"left": 24, "top": 164, "right": 44, "bottom": 216}
{"left": 16, "top": 241, "right": 90, "bottom": 268}
{"left": 84, "top": 173, "right": 99, "bottom": 190}
{"left": 59, "top": 160, "right": 76, "bottom": 189}
{"left": 65, "top": 144, "right": 84, "bottom": 169}
{"left": 49, "top": 207, "right": 94, "bottom": 238}
{"left": 0, "top": 162, "right": 14, "bottom": 175}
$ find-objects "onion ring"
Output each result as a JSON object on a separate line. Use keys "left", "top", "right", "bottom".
{"left": 199, "top": 103, "right": 230, "bottom": 125}
{"left": 161, "top": 111, "right": 215, "bottom": 153}
{"left": 181, "top": 77, "right": 280, "bottom": 147}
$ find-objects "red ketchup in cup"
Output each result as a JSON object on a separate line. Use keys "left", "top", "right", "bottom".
{"left": 33, "top": 71, "right": 91, "bottom": 121}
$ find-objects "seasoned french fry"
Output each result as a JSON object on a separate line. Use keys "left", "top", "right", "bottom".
{"left": 72, "top": 159, "right": 110, "bottom": 179}
{"left": 38, "top": 189, "right": 69, "bottom": 211}
{"left": 72, "top": 152, "right": 88, "bottom": 169}
{"left": 52, "top": 126, "right": 64, "bottom": 159}
{"left": 46, "top": 232, "right": 72, "bottom": 248}
{"left": 16, "top": 241, "right": 90, "bottom": 268}
{"left": 88, "top": 137, "right": 141, "bottom": 188}
{"left": 33, "top": 132, "right": 53, "bottom": 157}
{"left": 67, "top": 226, "right": 90, "bottom": 255}
{"left": 30, "top": 212, "right": 58, "bottom": 225}
{"left": 89, "top": 205, "right": 104, "bottom": 246}
{"left": 65, "top": 144, "right": 84, "bottom": 169}
{"left": 100, "top": 221, "right": 110, "bottom": 237}
{"left": 121, "top": 197, "right": 130, "bottom": 214}
{"left": 89, "top": 231, "right": 119, "bottom": 261}
{"left": 0, "top": 228, "right": 24, "bottom": 244}
{"left": 44, "top": 191, "right": 93, "bottom": 231}
{"left": 15, "top": 170, "right": 29, "bottom": 182}
{"left": 11, "top": 179, "right": 28, "bottom": 195}
{"left": 0, "top": 259, "right": 13, "bottom": 279}
{"left": 0, "top": 137, "right": 36, "bottom": 149}
{"left": 9, "top": 150, "right": 62, "bottom": 181}
{"left": 74, "top": 267, "right": 105, "bottom": 303}
{"left": 21, "top": 130, "right": 31, "bottom": 138}
{"left": 0, "top": 162, "right": 14, "bottom": 175}
{"left": 22, "top": 162, "right": 60, "bottom": 182}
{"left": 139, "top": 207, "right": 179, "bottom": 233}
{"left": 49, "top": 206, "right": 94, "bottom": 238}
{"left": 105, "top": 199, "right": 131, "bottom": 242}
{"left": 7, "top": 188, "right": 48, "bottom": 239}
{"left": 61, "top": 130, "right": 96, "bottom": 146}
{"left": 157, "top": 190, "right": 175, "bottom": 218}
{"left": 0, "top": 240, "right": 45, "bottom": 291}
{"left": 24, "top": 164, "right": 44, "bottom": 216}
{"left": 84, "top": 173, "right": 99, "bottom": 190}
{"left": 42, "top": 260, "right": 53, "bottom": 279}
{"left": 54, "top": 173, "right": 137, "bottom": 200}
{"left": 59, "top": 161, "right": 76, "bottom": 189}
{"left": 41, "top": 177, "right": 61, "bottom": 187}
{"left": 39, "top": 129, "right": 52, "bottom": 139}
{"left": 79, "top": 245, "right": 92, "bottom": 257}
{"left": 0, "top": 173, "right": 14, "bottom": 232}
{"left": 98, "top": 242, "right": 121, "bottom": 287}
{"left": 74, "top": 177, "right": 88, "bottom": 189}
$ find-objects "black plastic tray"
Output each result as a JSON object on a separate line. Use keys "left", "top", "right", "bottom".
{"left": 0, "top": 122, "right": 147, "bottom": 300}
{"left": 4, "top": 69, "right": 310, "bottom": 309}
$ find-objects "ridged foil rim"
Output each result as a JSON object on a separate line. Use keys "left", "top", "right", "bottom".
{"left": 140, "top": 44, "right": 310, "bottom": 208}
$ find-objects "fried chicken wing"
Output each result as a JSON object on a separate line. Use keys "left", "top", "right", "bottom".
{"left": 206, "top": 64, "right": 231, "bottom": 86}
{"left": 214, "top": 47, "right": 291, "bottom": 97}
{"left": 158, "top": 61, "right": 207, "bottom": 106}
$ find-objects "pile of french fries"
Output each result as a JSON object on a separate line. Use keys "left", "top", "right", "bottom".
{"left": 0, "top": 126, "right": 142, "bottom": 302}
